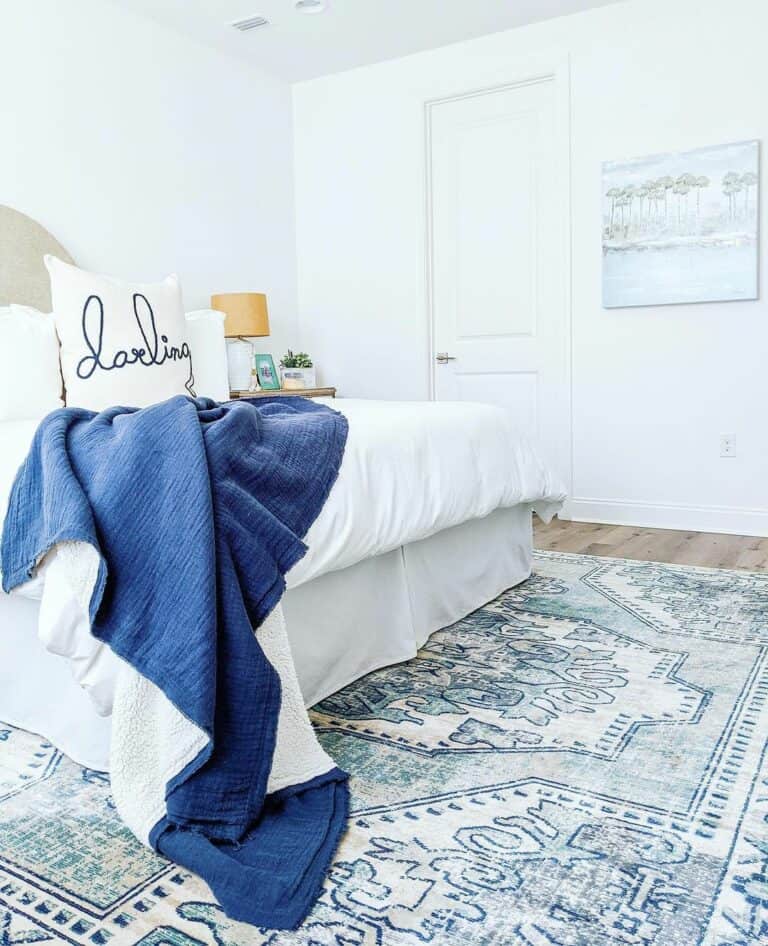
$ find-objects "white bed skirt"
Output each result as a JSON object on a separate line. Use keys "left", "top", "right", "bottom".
{"left": 0, "top": 505, "right": 533, "bottom": 771}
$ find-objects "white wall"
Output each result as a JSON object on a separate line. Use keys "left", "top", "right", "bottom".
{"left": 293, "top": 0, "right": 768, "bottom": 536}
{"left": 1, "top": 0, "right": 298, "bottom": 361}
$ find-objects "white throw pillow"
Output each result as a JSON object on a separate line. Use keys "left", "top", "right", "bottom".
{"left": 0, "top": 305, "right": 64, "bottom": 422}
{"left": 46, "top": 256, "right": 195, "bottom": 411}
{"left": 185, "top": 310, "right": 230, "bottom": 402}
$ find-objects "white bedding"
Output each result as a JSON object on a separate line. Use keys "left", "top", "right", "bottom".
{"left": 291, "top": 398, "right": 564, "bottom": 586}
{"left": 1, "top": 398, "right": 565, "bottom": 598}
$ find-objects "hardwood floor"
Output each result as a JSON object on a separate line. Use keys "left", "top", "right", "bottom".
{"left": 534, "top": 516, "right": 768, "bottom": 572}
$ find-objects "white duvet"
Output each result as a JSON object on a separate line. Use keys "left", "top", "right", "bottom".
{"left": 1, "top": 399, "right": 565, "bottom": 598}
{"left": 291, "top": 398, "right": 564, "bottom": 586}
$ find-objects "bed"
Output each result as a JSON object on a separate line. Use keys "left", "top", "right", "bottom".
{"left": 0, "top": 206, "right": 565, "bottom": 773}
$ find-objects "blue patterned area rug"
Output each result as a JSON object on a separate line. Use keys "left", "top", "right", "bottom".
{"left": 2, "top": 551, "right": 768, "bottom": 946}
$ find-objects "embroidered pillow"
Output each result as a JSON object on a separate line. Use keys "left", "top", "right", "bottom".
{"left": 46, "top": 256, "right": 194, "bottom": 411}
{"left": 0, "top": 305, "right": 63, "bottom": 421}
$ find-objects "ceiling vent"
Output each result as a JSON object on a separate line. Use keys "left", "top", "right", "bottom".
{"left": 231, "top": 15, "right": 269, "bottom": 32}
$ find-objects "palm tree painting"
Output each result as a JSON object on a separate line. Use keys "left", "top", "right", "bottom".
{"left": 602, "top": 140, "right": 759, "bottom": 307}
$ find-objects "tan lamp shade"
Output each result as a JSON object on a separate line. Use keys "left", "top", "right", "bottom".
{"left": 211, "top": 292, "right": 270, "bottom": 338}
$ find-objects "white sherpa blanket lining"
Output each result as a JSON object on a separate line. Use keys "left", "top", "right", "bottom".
{"left": 37, "top": 541, "right": 336, "bottom": 845}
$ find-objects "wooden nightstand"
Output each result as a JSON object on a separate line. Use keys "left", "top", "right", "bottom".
{"left": 229, "top": 387, "right": 337, "bottom": 400}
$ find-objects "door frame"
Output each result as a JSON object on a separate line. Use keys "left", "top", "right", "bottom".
{"left": 423, "top": 55, "right": 573, "bottom": 509}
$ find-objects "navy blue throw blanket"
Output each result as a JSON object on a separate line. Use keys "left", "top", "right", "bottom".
{"left": 1, "top": 395, "right": 349, "bottom": 929}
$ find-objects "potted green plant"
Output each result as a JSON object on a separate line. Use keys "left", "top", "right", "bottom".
{"left": 279, "top": 350, "right": 316, "bottom": 390}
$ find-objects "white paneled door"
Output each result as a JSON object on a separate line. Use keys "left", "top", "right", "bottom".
{"left": 428, "top": 74, "right": 570, "bottom": 487}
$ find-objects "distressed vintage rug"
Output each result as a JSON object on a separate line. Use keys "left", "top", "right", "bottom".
{"left": 1, "top": 551, "right": 767, "bottom": 946}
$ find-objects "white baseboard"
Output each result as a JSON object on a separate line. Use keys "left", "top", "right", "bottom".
{"left": 565, "top": 497, "right": 768, "bottom": 538}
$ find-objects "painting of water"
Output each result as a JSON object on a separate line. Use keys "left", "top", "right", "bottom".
{"left": 602, "top": 140, "right": 759, "bottom": 307}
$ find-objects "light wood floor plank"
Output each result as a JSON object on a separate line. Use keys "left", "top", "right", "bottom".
{"left": 534, "top": 516, "right": 768, "bottom": 573}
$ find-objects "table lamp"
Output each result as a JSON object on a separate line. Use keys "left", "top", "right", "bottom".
{"left": 211, "top": 292, "right": 270, "bottom": 392}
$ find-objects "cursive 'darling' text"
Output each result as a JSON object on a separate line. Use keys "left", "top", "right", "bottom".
{"left": 76, "top": 293, "right": 195, "bottom": 395}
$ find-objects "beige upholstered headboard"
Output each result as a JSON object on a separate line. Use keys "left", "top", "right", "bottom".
{"left": 0, "top": 205, "right": 74, "bottom": 310}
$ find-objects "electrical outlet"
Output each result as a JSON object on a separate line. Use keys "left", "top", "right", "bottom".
{"left": 720, "top": 435, "right": 736, "bottom": 458}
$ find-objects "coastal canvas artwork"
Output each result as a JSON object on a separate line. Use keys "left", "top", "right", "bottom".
{"left": 602, "top": 140, "right": 759, "bottom": 307}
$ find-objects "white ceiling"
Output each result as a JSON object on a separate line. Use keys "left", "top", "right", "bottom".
{"left": 116, "top": 0, "right": 623, "bottom": 83}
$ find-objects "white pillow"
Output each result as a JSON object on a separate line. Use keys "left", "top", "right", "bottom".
{"left": 46, "top": 255, "right": 195, "bottom": 411}
{"left": 185, "top": 310, "right": 230, "bottom": 402}
{"left": 0, "top": 305, "right": 63, "bottom": 422}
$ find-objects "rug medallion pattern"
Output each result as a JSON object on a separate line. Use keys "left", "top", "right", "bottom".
{"left": 1, "top": 552, "right": 767, "bottom": 945}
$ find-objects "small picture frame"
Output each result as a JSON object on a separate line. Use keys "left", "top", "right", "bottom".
{"left": 254, "top": 353, "right": 281, "bottom": 390}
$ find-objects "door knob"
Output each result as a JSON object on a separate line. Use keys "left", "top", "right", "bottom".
{"left": 435, "top": 352, "right": 456, "bottom": 364}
